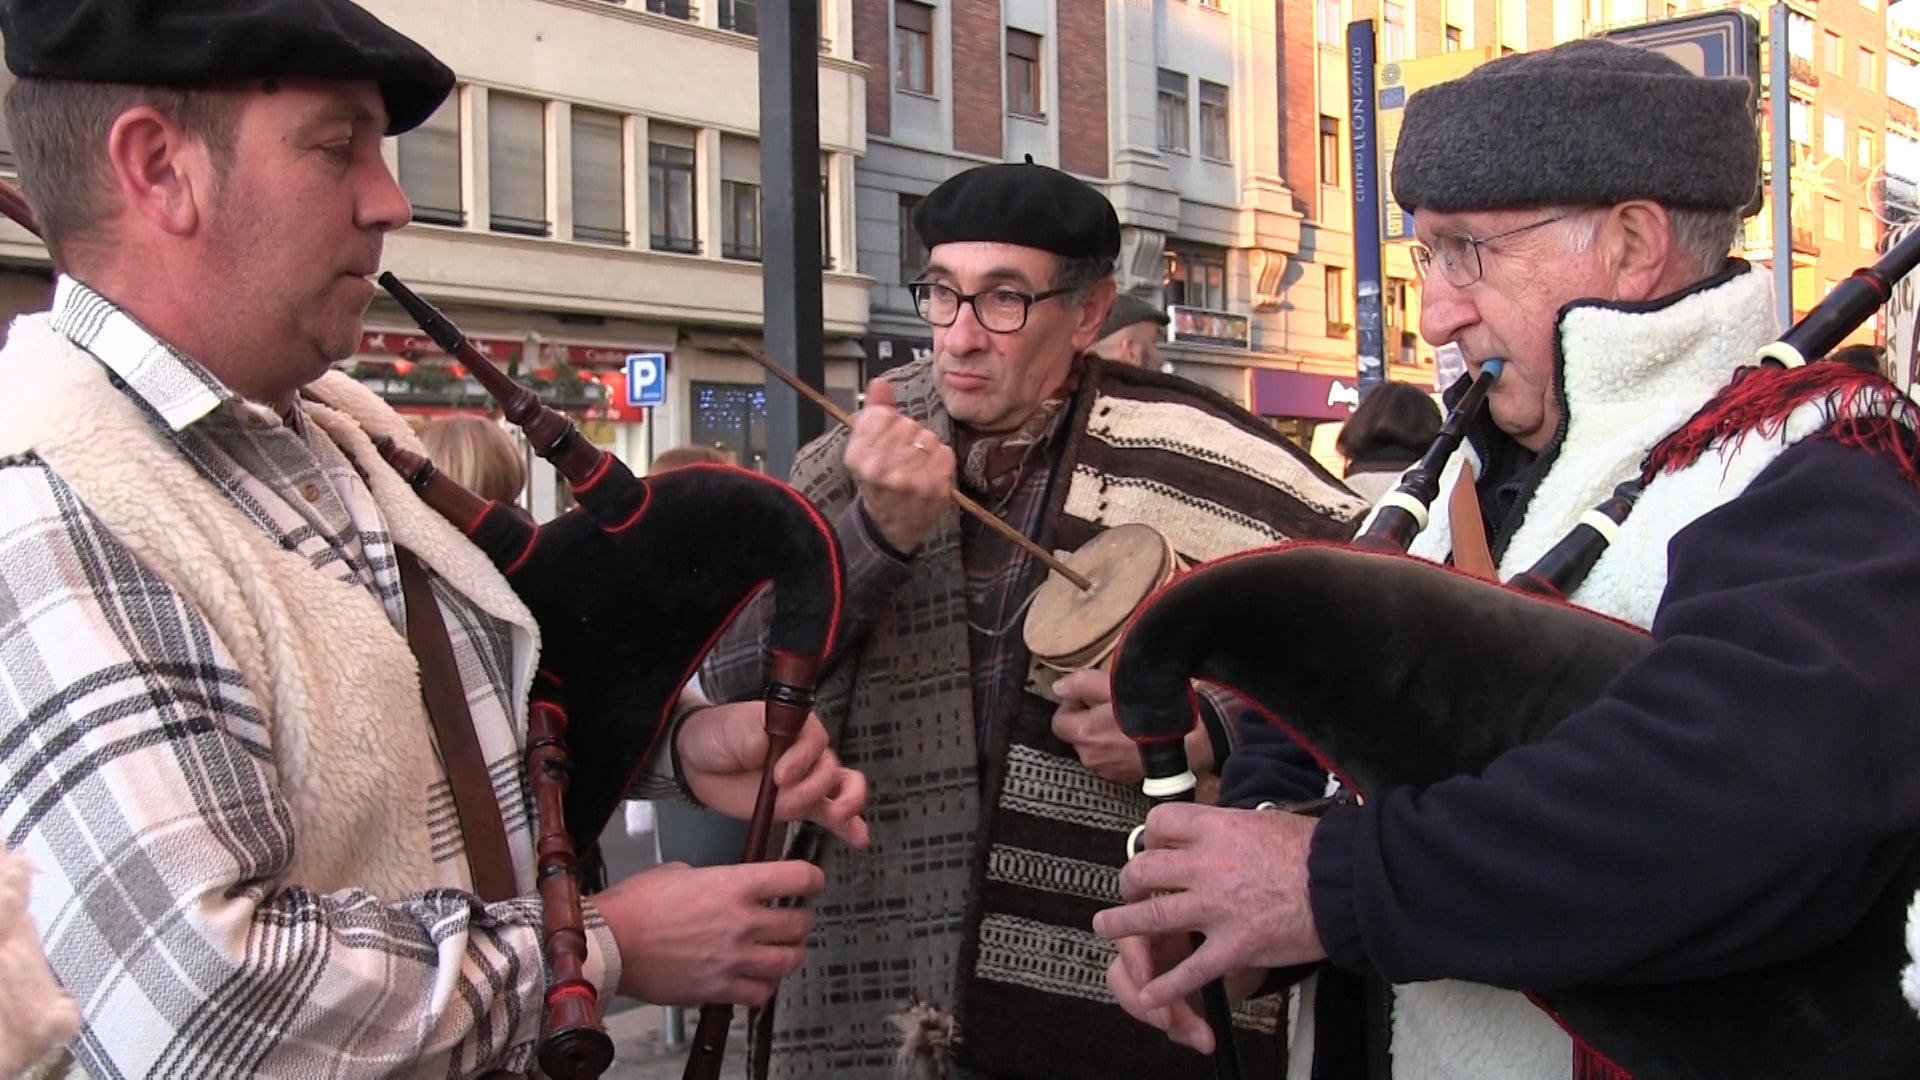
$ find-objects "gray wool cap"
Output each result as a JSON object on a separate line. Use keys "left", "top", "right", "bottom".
{"left": 1390, "top": 38, "right": 1760, "bottom": 216}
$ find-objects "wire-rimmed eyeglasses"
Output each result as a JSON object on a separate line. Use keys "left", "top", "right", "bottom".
{"left": 908, "top": 281, "right": 1076, "bottom": 333}
{"left": 1410, "top": 213, "right": 1579, "bottom": 288}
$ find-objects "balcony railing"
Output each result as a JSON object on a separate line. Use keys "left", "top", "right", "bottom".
{"left": 1789, "top": 55, "right": 1818, "bottom": 88}
{"left": 1892, "top": 99, "right": 1919, "bottom": 131}
{"left": 1792, "top": 224, "right": 1819, "bottom": 255}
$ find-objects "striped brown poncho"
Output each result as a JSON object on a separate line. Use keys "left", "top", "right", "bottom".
{"left": 709, "top": 355, "right": 1368, "bottom": 1080}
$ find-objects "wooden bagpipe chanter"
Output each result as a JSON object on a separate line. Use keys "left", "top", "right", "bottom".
{"left": 1107, "top": 234, "right": 1920, "bottom": 1080}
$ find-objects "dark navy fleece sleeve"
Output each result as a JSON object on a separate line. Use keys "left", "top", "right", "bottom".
{"left": 1308, "top": 437, "right": 1920, "bottom": 990}
{"left": 1220, "top": 705, "right": 1330, "bottom": 808}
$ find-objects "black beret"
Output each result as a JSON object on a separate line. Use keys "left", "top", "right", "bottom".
{"left": 1, "top": 0, "right": 455, "bottom": 135}
{"left": 1391, "top": 38, "right": 1759, "bottom": 216}
{"left": 914, "top": 159, "right": 1122, "bottom": 261}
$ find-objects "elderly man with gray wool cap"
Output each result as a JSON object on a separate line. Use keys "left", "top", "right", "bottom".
{"left": 1096, "top": 36, "right": 1920, "bottom": 1079}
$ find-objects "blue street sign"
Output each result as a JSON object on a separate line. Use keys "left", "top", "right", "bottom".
{"left": 625, "top": 352, "right": 666, "bottom": 408}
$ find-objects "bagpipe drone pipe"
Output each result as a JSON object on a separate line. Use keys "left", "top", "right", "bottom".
{"left": 1106, "top": 232, "right": 1920, "bottom": 1080}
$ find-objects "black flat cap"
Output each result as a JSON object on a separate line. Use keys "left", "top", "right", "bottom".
{"left": 1, "top": 0, "right": 455, "bottom": 135}
{"left": 914, "top": 159, "right": 1122, "bottom": 261}
{"left": 1097, "top": 294, "right": 1169, "bottom": 339}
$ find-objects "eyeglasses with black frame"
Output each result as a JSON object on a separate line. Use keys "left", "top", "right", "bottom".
{"left": 1410, "top": 212, "right": 1578, "bottom": 288}
{"left": 908, "top": 280, "right": 1077, "bottom": 333}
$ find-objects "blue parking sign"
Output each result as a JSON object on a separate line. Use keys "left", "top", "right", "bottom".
{"left": 625, "top": 352, "right": 666, "bottom": 408}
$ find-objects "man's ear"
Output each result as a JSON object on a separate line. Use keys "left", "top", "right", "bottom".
{"left": 1070, "top": 278, "right": 1119, "bottom": 351}
{"left": 105, "top": 106, "right": 209, "bottom": 238}
{"left": 1605, "top": 201, "right": 1677, "bottom": 302}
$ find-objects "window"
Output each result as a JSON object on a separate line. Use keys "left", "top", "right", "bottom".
{"left": 1007, "top": 30, "right": 1042, "bottom": 118}
{"left": 645, "top": 0, "right": 693, "bottom": 18}
{"left": 1824, "top": 112, "right": 1845, "bottom": 157}
{"left": 1789, "top": 99, "right": 1810, "bottom": 147}
{"left": 1895, "top": 57, "right": 1920, "bottom": 105}
{"left": 1585, "top": 0, "right": 1604, "bottom": 25}
{"left": 1164, "top": 247, "right": 1227, "bottom": 310}
{"left": 1444, "top": 24, "right": 1464, "bottom": 52}
{"left": 1319, "top": 115, "right": 1341, "bottom": 186}
{"left": 1381, "top": 2, "right": 1407, "bottom": 62}
{"left": 719, "top": 0, "right": 758, "bottom": 35}
{"left": 896, "top": 1, "right": 933, "bottom": 94}
{"left": 571, "top": 108, "right": 626, "bottom": 246}
{"left": 399, "top": 91, "right": 461, "bottom": 226}
{"left": 1325, "top": 266, "right": 1349, "bottom": 335}
{"left": 1157, "top": 70, "right": 1190, "bottom": 154}
{"left": 1787, "top": 14, "right": 1812, "bottom": 61}
{"left": 1824, "top": 195, "right": 1843, "bottom": 240}
{"left": 720, "top": 135, "right": 762, "bottom": 261}
{"left": 0, "top": 68, "right": 13, "bottom": 175}
{"left": 1823, "top": 30, "right": 1841, "bottom": 72}
{"left": 1319, "top": 0, "right": 1342, "bottom": 46}
{"left": 900, "top": 195, "right": 929, "bottom": 280}
{"left": 820, "top": 162, "right": 834, "bottom": 270}
{"left": 1860, "top": 48, "right": 1877, "bottom": 89}
{"left": 1199, "top": 81, "right": 1230, "bottom": 161}
{"left": 648, "top": 123, "right": 698, "bottom": 254}
{"left": 1860, "top": 128, "right": 1876, "bottom": 169}
{"left": 691, "top": 382, "right": 769, "bottom": 473}
{"left": 488, "top": 93, "right": 547, "bottom": 237}
{"left": 1860, "top": 207, "right": 1878, "bottom": 249}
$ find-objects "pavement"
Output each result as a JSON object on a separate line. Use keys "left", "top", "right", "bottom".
{"left": 601, "top": 1000, "right": 748, "bottom": 1080}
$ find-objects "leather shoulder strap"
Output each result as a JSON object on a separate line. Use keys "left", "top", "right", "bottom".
{"left": 396, "top": 546, "right": 519, "bottom": 903}
{"left": 1447, "top": 466, "right": 1498, "bottom": 580}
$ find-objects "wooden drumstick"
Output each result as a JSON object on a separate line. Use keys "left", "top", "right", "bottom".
{"left": 736, "top": 339, "right": 1093, "bottom": 593}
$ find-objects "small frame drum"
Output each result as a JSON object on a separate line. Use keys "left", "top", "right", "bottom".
{"left": 1024, "top": 523, "right": 1187, "bottom": 698}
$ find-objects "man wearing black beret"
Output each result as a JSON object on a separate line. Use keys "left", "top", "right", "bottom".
{"left": 0, "top": 1, "right": 864, "bottom": 1075}
{"left": 700, "top": 160, "right": 1366, "bottom": 1079}
{"left": 1099, "top": 36, "right": 1920, "bottom": 1078}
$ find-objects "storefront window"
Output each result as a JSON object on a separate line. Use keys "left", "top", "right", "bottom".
{"left": 692, "top": 382, "right": 769, "bottom": 472}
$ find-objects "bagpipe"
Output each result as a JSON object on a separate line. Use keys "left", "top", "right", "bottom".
{"left": 1107, "top": 233, "right": 1920, "bottom": 1080}
{"left": 371, "top": 275, "right": 845, "bottom": 1080}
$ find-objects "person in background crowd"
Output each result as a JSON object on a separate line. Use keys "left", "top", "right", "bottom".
{"left": 1097, "top": 38, "right": 1920, "bottom": 1078}
{"left": 1086, "top": 292, "right": 1171, "bottom": 370}
{"left": 1825, "top": 342, "right": 1886, "bottom": 376}
{"left": 0, "top": 1, "right": 863, "bottom": 1075}
{"left": 1334, "top": 381, "right": 1442, "bottom": 501}
{"left": 419, "top": 412, "right": 527, "bottom": 504}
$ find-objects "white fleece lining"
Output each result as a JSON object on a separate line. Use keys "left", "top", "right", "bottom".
{"left": 0, "top": 316, "right": 538, "bottom": 900}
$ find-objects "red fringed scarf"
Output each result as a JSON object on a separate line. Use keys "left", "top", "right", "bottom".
{"left": 1644, "top": 363, "right": 1920, "bottom": 485}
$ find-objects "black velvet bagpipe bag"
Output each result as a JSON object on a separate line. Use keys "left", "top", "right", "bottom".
{"left": 464, "top": 459, "right": 843, "bottom": 850}
{"left": 1109, "top": 543, "right": 1920, "bottom": 1080}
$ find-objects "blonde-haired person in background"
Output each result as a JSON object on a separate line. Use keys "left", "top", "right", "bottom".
{"left": 651, "top": 443, "right": 734, "bottom": 472}
{"left": 419, "top": 413, "right": 527, "bottom": 505}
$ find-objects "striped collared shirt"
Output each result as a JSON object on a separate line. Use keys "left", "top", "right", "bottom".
{"left": 0, "top": 278, "right": 619, "bottom": 1077}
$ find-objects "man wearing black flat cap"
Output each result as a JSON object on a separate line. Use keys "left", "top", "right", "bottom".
{"left": 1100, "top": 36, "right": 1920, "bottom": 1078}
{"left": 700, "top": 160, "right": 1365, "bottom": 1079}
{"left": 1087, "top": 293, "right": 1171, "bottom": 370}
{"left": 0, "top": 1, "right": 863, "bottom": 1076}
